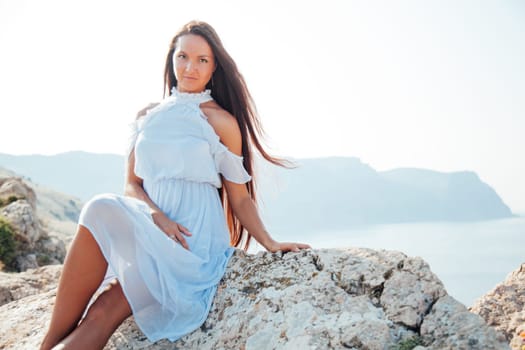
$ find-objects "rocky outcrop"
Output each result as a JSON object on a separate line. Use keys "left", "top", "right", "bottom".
{"left": 0, "top": 166, "right": 83, "bottom": 246}
{"left": 0, "top": 176, "right": 37, "bottom": 207}
{"left": 0, "top": 178, "right": 41, "bottom": 243}
{"left": 470, "top": 263, "right": 525, "bottom": 350}
{"left": 0, "top": 264, "right": 61, "bottom": 306}
{"left": 0, "top": 177, "right": 66, "bottom": 271}
{"left": 0, "top": 248, "right": 509, "bottom": 349}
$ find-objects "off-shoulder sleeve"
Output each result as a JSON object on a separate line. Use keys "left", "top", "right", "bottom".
{"left": 213, "top": 143, "right": 252, "bottom": 184}
{"left": 198, "top": 113, "right": 252, "bottom": 185}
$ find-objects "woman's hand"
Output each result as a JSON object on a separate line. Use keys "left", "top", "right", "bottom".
{"left": 266, "top": 239, "right": 311, "bottom": 253}
{"left": 151, "top": 210, "right": 192, "bottom": 250}
{"left": 136, "top": 102, "right": 160, "bottom": 118}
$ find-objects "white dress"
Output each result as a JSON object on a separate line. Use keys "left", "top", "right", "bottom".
{"left": 78, "top": 88, "right": 251, "bottom": 342}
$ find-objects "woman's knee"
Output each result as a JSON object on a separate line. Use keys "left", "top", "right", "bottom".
{"left": 83, "top": 282, "right": 131, "bottom": 326}
{"left": 78, "top": 193, "right": 122, "bottom": 223}
{"left": 82, "top": 193, "right": 120, "bottom": 213}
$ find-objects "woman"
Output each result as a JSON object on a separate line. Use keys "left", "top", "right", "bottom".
{"left": 40, "top": 20, "right": 310, "bottom": 349}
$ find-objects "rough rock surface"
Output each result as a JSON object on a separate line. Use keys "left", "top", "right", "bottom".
{"left": 470, "top": 263, "right": 525, "bottom": 350}
{"left": 0, "top": 248, "right": 509, "bottom": 349}
{"left": 0, "top": 264, "right": 62, "bottom": 306}
{"left": 1, "top": 184, "right": 42, "bottom": 245}
{"left": 0, "top": 177, "right": 37, "bottom": 208}
{"left": 0, "top": 177, "right": 66, "bottom": 271}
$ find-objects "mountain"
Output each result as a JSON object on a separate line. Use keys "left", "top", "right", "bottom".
{"left": 381, "top": 168, "right": 511, "bottom": 221}
{"left": 256, "top": 157, "right": 513, "bottom": 231}
{"left": 0, "top": 152, "right": 514, "bottom": 232}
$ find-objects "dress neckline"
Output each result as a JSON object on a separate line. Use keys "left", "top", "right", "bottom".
{"left": 169, "top": 87, "right": 213, "bottom": 104}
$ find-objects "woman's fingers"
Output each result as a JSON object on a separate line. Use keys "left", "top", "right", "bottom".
{"left": 176, "top": 232, "right": 189, "bottom": 250}
{"left": 165, "top": 225, "right": 191, "bottom": 250}
{"left": 153, "top": 212, "right": 191, "bottom": 250}
{"left": 177, "top": 224, "right": 192, "bottom": 236}
{"left": 136, "top": 102, "right": 160, "bottom": 118}
{"left": 275, "top": 242, "right": 311, "bottom": 253}
{"left": 288, "top": 242, "right": 310, "bottom": 251}
{"left": 169, "top": 231, "right": 189, "bottom": 250}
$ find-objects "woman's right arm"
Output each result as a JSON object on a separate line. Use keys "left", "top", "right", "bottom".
{"left": 124, "top": 103, "right": 159, "bottom": 204}
{"left": 124, "top": 112, "right": 192, "bottom": 249}
{"left": 124, "top": 151, "right": 159, "bottom": 208}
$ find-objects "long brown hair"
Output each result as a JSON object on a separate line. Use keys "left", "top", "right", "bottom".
{"left": 163, "top": 20, "right": 288, "bottom": 250}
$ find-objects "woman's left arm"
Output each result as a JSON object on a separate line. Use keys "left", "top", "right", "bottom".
{"left": 223, "top": 180, "right": 310, "bottom": 252}
{"left": 207, "top": 106, "right": 310, "bottom": 253}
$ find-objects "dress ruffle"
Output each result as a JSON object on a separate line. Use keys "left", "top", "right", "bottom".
{"left": 214, "top": 143, "right": 252, "bottom": 184}
{"left": 204, "top": 125, "right": 252, "bottom": 184}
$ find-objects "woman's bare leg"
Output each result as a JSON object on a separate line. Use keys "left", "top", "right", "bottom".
{"left": 53, "top": 281, "right": 132, "bottom": 350}
{"left": 40, "top": 225, "right": 108, "bottom": 350}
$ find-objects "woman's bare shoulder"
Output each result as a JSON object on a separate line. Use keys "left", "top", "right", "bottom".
{"left": 200, "top": 101, "right": 242, "bottom": 152}
{"left": 136, "top": 102, "right": 160, "bottom": 119}
{"left": 200, "top": 101, "right": 238, "bottom": 132}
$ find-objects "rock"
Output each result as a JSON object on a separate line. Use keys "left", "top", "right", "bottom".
{"left": 379, "top": 255, "right": 445, "bottom": 329}
{"left": 0, "top": 177, "right": 37, "bottom": 209}
{"left": 421, "top": 295, "right": 508, "bottom": 349}
{"left": 0, "top": 177, "right": 66, "bottom": 272}
{"left": 15, "top": 253, "right": 39, "bottom": 271}
{"left": 0, "top": 248, "right": 509, "bottom": 349}
{"left": 35, "top": 235, "right": 67, "bottom": 265}
{"left": 1, "top": 166, "right": 82, "bottom": 246}
{"left": 1, "top": 200, "right": 42, "bottom": 245}
{"left": 0, "top": 289, "right": 58, "bottom": 350}
{"left": 470, "top": 263, "right": 525, "bottom": 350}
{"left": 0, "top": 264, "right": 62, "bottom": 306}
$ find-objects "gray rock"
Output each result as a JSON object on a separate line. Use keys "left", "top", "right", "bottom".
{"left": 0, "top": 177, "right": 66, "bottom": 271}
{"left": 421, "top": 295, "right": 509, "bottom": 349}
{"left": 1, "top": 200, "right": 42, "bottom": 245}
{"left": 35, "top": 235, "right": 67, "bottom": 264}
{"left": 0, "top": 167, "right": 82, "bottom": 245}
{"left": 15, "top": 253, "right": 39, "bottom": 271}
{"left": 0, "top": 264, "right": 62, "bottom": 306}
{"left": 0, "top": 177, "right": 37, "bottom": 209}
{"left": 0, "top": 248, "right": 509, "bottom": 349}
{"left": 470, "top": 263, "right": 525, "bottom": 350}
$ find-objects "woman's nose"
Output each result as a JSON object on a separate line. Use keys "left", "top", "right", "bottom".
{"left": 185, "top": 61, "right": 194, "bottom": 71}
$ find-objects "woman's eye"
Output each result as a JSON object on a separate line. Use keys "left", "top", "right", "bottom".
{"left": 200, "top": 58, "right": 209, "bottom": 63}
{"left": 177, "top": 54, "right": 186, "bottom": 59}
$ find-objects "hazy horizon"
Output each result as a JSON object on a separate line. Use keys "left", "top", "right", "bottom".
{"left": 1, "top": 0, "right": 524, "bottom": 212}
{"left": 0, "top": 150, "right": 521, "bottom": 219}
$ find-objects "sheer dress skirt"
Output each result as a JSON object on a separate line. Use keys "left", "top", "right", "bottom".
{"left": 79, "top": 179, "right": 234, "bottom": 342}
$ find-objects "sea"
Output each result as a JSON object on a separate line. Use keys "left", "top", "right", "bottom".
{"left": 267, "top": 216, "right": 525, "bottom": 307}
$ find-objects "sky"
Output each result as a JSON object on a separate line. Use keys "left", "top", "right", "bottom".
{"left": 0, "top": 0, "right": 524, "bottom": 213}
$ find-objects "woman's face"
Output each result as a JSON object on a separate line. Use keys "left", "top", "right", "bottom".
{"left": 173, "top": 34, "right": 215, "bottom": 93}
